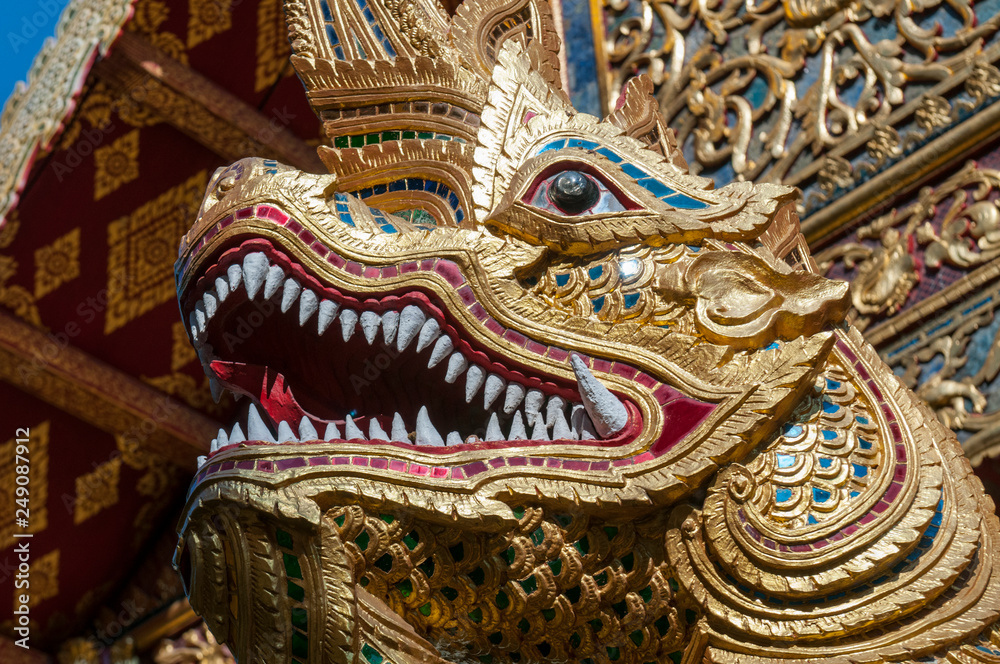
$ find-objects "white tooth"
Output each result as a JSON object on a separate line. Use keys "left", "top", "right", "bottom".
{"left": 264, "top": 265, "right": 285, "bottom": 299}
{"left": 188, "top": 312, "right": 199, "bottom": 340}
{"left": 212, "top": 428, "right": 229, "bottom": 452}
{"left": 570, "top": 404, "right": 591, "bottom": 440}
{"left": 483, "top": 374, "right": 506, "bottom": 410}
{"left": 360, "top": 311, "right": 381, "bottom": 344}
{"left": 194, "top": 301, "right": 207, "bottom": 333}
{"left": 391, "top": 413, "right": 409, "bottom": 442}
{"left": 415, "top": 406, "right": 445, "bottom": 446}
{"left": 281, "top": 278, "right": 301, "bottom": 313}
{"left": 446, "top": 431, "right": 463, "bottom": 446}
{"left": 369, "top": 418, "right": 389, "bottom": 441}
{"left": 323, "top": 422, "right": 341, "bottom": 440}
{"left": 503, "top": 383, "right": 526, "bottom": 414}
{"left": 570, "top": 354, "right": 629, "bottom": 438}
{"left": 227, "top": 263, "right": 243, "bottom": 292}
{"left": 396, "top": 305, "right": 426, "bottom": 351}
{"left": 247, "top": 404, "right": 276, "bottom": 442}
{"left": 415, "top": 318, "right": 441, "bottom": 352}
{"left": 465, "top": 365, "right": 486, "bottom": 403}
{"left": 344, "top": 415, "right": 365, "bottom": 440}
{"left": 209, "top": 376, "right": 223, "bottom": 403}
{"left": 242, "top": 253, "right": 268, "bottom": 299}
{"left": 524, "top": 389, "right": 545, "bottom": 425}
{"left": 299, "top": 290, "right": 318, "bottom": 326}
{"left": 428, "top": 336, "right": 454, "bottom": 368}
{"left": 445, "top": 352, "right": 468, "bottom": 383}
{"left": 277, "top": 420, "right": 297, "bottom": 443}
{"left": 485, "top": 413, "right": 504, "bottom": 441}
{"left": 203, "top": 291, "right": 218, "bottom": 319}
{"left": 551, "top": 409, "right": 572, "bottom": 440}
{"left": 197, "top": 455, "right": 207, "bottom": 467}
{"left": 508, "top": 411, "right": 527, "bottom": 440}
{"left": 545, "top": 396, "right": 567, "bottom": 428}
{"left": 340, "top": 309, "right": 358, "bottom": 341}
{"left": 318, "top": 300, "right": 339, "bottom": 335}
{"left": 229, "top": 423, "right": 246, "bottom": 443}
{"left": 382, "top": 311, "right": 399, "bottom": 344}
{"left": 298, "top": 416, "right": 318, "bottom": 441}
{"left": 215, "top": 276, "right": 229, "bottom": 303}
{"left": 530, "top": 416, "right": 549, "bottom": 441}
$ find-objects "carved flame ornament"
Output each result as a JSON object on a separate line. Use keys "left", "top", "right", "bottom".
{"left": 172, "top": 0, "right": 1000, "bottom": 662}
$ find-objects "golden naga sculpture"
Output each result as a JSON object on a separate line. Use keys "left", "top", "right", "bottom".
{"left": 171, "top": 0, "right": 1000, "bottom": 661}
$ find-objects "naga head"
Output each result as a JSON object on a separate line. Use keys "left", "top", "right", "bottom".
{"left": 172, "top": 0, "right": 1000, "bottom": 662}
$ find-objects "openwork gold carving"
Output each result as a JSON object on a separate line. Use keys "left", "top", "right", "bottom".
{"left": 171, "top": 0, "right": 1000, "bottom": 661}
{"left": 0, "top": 0, "right": 133, "bottom": 224}
{"left": 816, "top": 161, "right": 1000, "bottom": 332}
{"left": 595, "top": 0, "right": 1000, "bottom": 218}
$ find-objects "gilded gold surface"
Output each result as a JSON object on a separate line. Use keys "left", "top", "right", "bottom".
{"left": 172, "top": 0, "right": 1000, "bottom": 661}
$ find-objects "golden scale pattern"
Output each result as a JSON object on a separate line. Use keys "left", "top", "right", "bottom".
{"left": 329, "top": 504, "right": 694, "bottom": 664}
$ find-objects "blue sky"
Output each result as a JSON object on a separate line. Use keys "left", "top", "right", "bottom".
{"left": 0, "top": 0, "right": 73, "bottom": 119}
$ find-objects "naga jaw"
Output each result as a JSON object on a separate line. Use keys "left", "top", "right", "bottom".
{"left": 186, "top": 243, "right": 641, "bottom": 464}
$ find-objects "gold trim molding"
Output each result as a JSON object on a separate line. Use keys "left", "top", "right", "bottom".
{"left": 0, "top": 0, "right": 134, "bottom": 225}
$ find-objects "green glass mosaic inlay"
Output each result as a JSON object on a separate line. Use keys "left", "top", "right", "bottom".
{"left": 333, "top": 131, "right": 464, "bottom": 149}
{"left": 291, "top": 631, "right": 308, "bottom": 658}
{"left": 291, "top": 607, "right": 308, "bottom": 630}
{"left": 288, "top": 581, "right": 305, "bottom": 602}
{"left": 276, "top": 529, "right": 293, "bottom": 549}
{"left": 361, "top": 643, "right": 384, "bottom": 664}
{"left": 283, "top": 553, "right": 303, "bottom": 580}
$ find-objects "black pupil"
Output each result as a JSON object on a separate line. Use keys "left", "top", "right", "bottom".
{"left": 549, "top": 171, "right": 599, "bottom": 215}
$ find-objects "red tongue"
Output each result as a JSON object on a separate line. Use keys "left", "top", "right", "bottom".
{"left": 211, "top": 360, "right": 308, "bottom": 425}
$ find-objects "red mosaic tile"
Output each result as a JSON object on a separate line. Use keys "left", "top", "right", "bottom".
{"left": 363, "top": 267, "right": 381, "bottom": 278}
{"left": 592, "top": 358, "right": 613, "bottom": 374}
{"left": 435, "top": 260, "right": 466, "bottom": 287}
{"left": 333, "top": 457, "right": 350, "bottom": 465}
{"left": 345, "top": 261, "right": 364, "bottom": 276}
{"left": 287, "top": 220, "right": 303, "bottom": 234}
{"left": 310, "top": 241, "right": 329, "bottom": 257}
{"left": 381, "top": 265, "right": 399, "bottom": 278}
{"left": 508, "top": 457, "right": 527, "bottom": 466}
{"left": 525, "top": 340, "right": 547, "bottom": 355}
{"left": 400, "top": 261, "right": 419, "bottom": 273}
{"left": 308, "top": 457, "right": 329, "bottom": 466}
{"left": 236, "top": 206, "right": 254, "bottom": 219}
{"left": 611, "top": 363, "right": 638, "bottom": 379}
{"left": 370, "top": 458, "right": 388, "bottom": 469}
{"left": 327, "top": 253, "right": 346, "bottom": 268}
{"left": 485, "top": 319, "right": 504, "bottom": 335}
{"left": 469, "top": 303, "right": 489, "bottom": 320}
{"left": 563, "top": 460, "right": 588, "bottom": 471}
{"left": 547, "top": 347, "right": 569, "bottom": 362}
{"left": 489, "top": 458, "right": 506, "bottom": 469}
{"left": 633, "top": 451, "right": 654, "bottom": 464}
{"left": 613, "top": 458, "right": 632, "bottom": 467}
{"left": 220, "top": 214, "right": 234, "bottom": 228}
{"left": 430, "top": 467, "right": 448, "bottom": 478}
{"left": 421, "top": 258, "right": 436, "bottom": 271}
{"left": 276, "top": 458, "right": 306, "bottom": 471}
{"left": 457, "top": 285, "right": 476, "bottom": 306}
{"left": 389, "top": 459, "right": 407, "bottom": 472}
{"left": 352, "top": 457, "right": 369, "bottom": 466}
{"left": 410, "top": 464, "right": 429, "bottom": 476}
{"left": 463, "top": 461, "right": 489, "bottom": 476}
{"left": 503, "top": 329, "right": 527, "bottom": 347}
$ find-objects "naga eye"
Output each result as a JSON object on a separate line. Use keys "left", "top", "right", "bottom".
{"left": 550, "top": 171, "right": 599, "bottom": 214}
{"left": 525, "top": 169, "right": 629, "bottom": 216}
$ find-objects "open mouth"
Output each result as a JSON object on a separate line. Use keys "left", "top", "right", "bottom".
{"left": 182, "top": 240, "right": 642, "bottom": 462}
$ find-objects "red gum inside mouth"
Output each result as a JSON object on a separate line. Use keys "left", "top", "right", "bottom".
{"left": 183, "top": 239, "right": 644, "bottom": 458}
